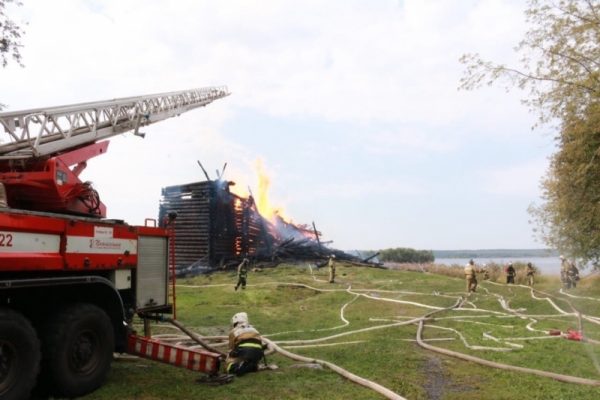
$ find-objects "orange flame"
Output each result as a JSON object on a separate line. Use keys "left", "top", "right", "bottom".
{"left": 254, "top": 159, "right": 286, "bottom": 221}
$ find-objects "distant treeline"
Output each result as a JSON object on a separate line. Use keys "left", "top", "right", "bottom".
{"left": 355, "top": 248, "right": 557, "bottom": 264}
{"left": 361, "top": 248, "right": 435, "bottom": 263}
{"left": 433, "top": 249, "right": 557, "bottom": 259}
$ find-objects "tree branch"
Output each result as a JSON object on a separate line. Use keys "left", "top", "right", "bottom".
{"left": 494, "top": 65, "right": 597, "bottom": 93}
{"left": 531, "top": 42, "right": 600, "bottom": 80}
{"left": 551, "top": 2, "right": 600, "bottom": 28}
{"left": 585, "top": 0, "right": 600, "bottom": 22}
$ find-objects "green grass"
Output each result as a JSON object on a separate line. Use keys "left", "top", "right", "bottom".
{"left": 76, "top": 264, "right": 600, "bottom": 400}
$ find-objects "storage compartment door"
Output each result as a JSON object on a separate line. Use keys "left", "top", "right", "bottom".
{"left": 136, "top": 235, "right": 168, "bottom": 310}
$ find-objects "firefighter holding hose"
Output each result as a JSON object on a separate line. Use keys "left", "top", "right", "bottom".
{"left": 226, "top": 312, "right": 265, "bottom": 376}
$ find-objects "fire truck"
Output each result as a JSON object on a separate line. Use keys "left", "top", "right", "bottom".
{"left": 0, "top": 87, "right": 229, "bottom": 400}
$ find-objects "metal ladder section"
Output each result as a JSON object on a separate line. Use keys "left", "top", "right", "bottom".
{"left": 0, "top": 86, "right": 229, "bottom": 159}
{"left": 127, "top": 334, "right": 221, "bottom": 375}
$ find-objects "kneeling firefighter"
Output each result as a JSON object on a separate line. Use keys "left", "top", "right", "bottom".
{"left": 226, "top": 312, "right": 265, "bottom": 376}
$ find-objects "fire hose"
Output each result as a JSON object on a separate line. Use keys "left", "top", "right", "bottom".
{"left": 261, "top": 337, "right": 407, "bottom": 400}
{"left": 155, "top": 319, "right": 408, "bottom": 399}
{"left": 266, "top": 280, "right": 600, "bottom": 391}
{"left": 165, "top": 317, "right": 227, "bottom": 357}
{"left": 415, "top": 293, "right": 600, "bottom": 387}
{"left": 259, "top": 295, "right": 461, "bottom": 399}
{"left": 174, "top": 276, "right": 600, "bottom": 396}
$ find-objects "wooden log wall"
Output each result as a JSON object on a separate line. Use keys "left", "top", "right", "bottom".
{"left": 159, "top": 181, "right": 214, "bottom": 271}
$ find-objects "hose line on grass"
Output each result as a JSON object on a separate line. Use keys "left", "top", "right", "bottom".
{"left": 415, "top": 295, "right": 600, "bottom": 387}
{"left": 261, "top": 336, "right": 407, "bottom": 400}
{"left": 174, "top": 273, "right": 600, "bottom": 396}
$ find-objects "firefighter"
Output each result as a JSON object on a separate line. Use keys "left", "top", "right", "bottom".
{"left": 567, "top": 262, "right": 580, "bottom": 289}
{"left": 328, "top": 254, "right": 336, "bottom": 283}
{"left": 505, "top": 262, "right": 516, "bottom": 284}
{"left": 226, "top": 312, "right": 264, "bottom": 376}
{"left": 526, "top": 262, "right": 535, "bottom": 286}
{"left": 464, "top": 259, "right": 477, "bottom": 292}
{"left": 235, "top": 257, "right": 249, "bottom": 291}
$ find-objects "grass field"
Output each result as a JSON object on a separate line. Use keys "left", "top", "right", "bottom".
{"left": 76, "top": 263, "right": 600, "bottom": 400}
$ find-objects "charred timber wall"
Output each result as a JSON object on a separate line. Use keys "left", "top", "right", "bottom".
{"left": 159, "top": 181, "right": 214, "bottom": 270}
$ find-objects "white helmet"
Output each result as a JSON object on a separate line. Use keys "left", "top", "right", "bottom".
{"left": 231, "top": 312, "right": 249, "bottom": 326}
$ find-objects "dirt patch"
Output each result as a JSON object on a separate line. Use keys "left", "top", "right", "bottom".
{"left": 422, "top": 355, "right": 477, "bottom": 399}
{"left": 423, "top": 355, "right": 448, "bottom": 400}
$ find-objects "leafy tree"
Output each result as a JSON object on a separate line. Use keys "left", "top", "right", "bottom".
{"left": 528, "top": 98, "right": 600, "bottom": 263}
{"left": 1, "top": 0, "right": 25, "bottom": 109}
{"left": 460, "top": 0, "right": 600, "bottom": 125}
{"left": 460, "top": 0, "right": 600, "bottom": 265}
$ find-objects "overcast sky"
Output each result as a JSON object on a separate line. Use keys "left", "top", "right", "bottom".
{"left": 0, "top": 0, "right": 557, "bottom": 251}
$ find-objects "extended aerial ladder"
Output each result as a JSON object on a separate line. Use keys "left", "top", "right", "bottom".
{"left": 0, "top": 87, "right": 229, "bottom": 216}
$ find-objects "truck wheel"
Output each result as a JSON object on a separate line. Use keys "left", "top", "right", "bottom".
{"left": 0, "top": 308, "right": 41, "bottom": 400}
{"left": 42, "top": 303, "right": 114, "bottom": 398}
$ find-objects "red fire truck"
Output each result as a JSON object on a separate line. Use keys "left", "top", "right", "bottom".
{"left": 0, "top": 88, "right": 228, "bottom": 399}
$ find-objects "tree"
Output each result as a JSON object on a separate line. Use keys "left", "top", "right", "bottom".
{"left": 528, "top": 98, "right": 600, "bottom": 263}
{"left": 378, "top": 247, "right": 434, "bottom": 264}
{"left": 1, "top": 0, "right": 25, "bottom": 109}
{"left": 0, "top": 0, "right": 24, "bottom": 67}
{"left": 460, "top": 0, "right": 600, "bottom": 265}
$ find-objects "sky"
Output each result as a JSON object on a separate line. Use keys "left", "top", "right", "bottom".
{"left": 0, "top": 0, "right": 558, "bottom": 251}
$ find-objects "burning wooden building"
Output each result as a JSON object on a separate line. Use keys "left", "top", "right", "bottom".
{"left": 159, "top": 179, "right": 377, "bottom": 275}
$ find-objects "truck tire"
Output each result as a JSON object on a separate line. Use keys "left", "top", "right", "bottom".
{"left": 0, "top": 308, "right": 41, "bottom": 400}
{"left": 42, "top": 303, "right": 114, "bottom": 398}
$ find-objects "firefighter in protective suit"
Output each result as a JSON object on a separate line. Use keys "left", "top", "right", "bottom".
{"left": 226, "top": 312, "right": 264, "bottom": 376}
{"left": 567, "top": 262, "right": 580, "bottom": 288}
{"left": 235, "top": 258, "right": 249, "bottom": 291}
{"left": 464, "top": 259, "right": 477, "bottom": 292}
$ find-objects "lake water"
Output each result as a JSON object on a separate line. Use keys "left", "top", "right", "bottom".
{"left": 434, "top": 256, "right": 563, "bottom": 276}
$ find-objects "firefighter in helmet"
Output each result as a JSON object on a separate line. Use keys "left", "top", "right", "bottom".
{"left": 567, "top": 261, "right": 580, "bottom": 288}
{"left": 505, "top": 262, "right": 516, "bottom": 284}
{"left": 235, "top": 257, "right": 249, "bottom": 291}
{"left": 526, "top": 262, "right": 535, "bottom": 286}
{"left": 226, "top": 312, "right": 264, "bottom": 376}
{"left": 464, "top": 259, "right": 477, "bottom": 292}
